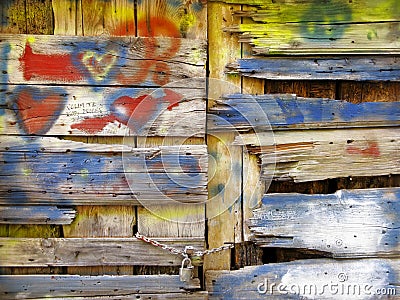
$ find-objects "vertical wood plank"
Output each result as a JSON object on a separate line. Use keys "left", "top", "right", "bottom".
{"left": 241, "top": 4, "right": 265, "bottom": 245}
{"left": 205, "top": 1, "right": 242, "bottom": 271}
{"left": 58, "top": 1, "right": 137, "bottom": 276}
{"left": 53, "top": 0, "right": 83, "bottom": 35}
{"left": 26, "top": 0, "right": 53, "bottom": 34}
{"left": 82, "top": 0, "right": 135, "bottom": 36}
{"left": 104, "top": 0, "right": 135, "bottom": 36}
{"left": 0, "top": 0, "right": 26, "bottom": 34}
{"left": 137, "top": 0, "right": 207, "bottom": 39}
{"left": 134, "top": 0, "right": 207, "bottom": 275}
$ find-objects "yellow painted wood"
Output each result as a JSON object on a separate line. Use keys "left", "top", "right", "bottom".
{"left": 137, "top": 0, "right": 207, "bottom": 39}
{"left": 241, "top": 5, "right": 266, "bottom": 243}
{"left": 205, "top": 1, "right": 243, "bottom": 271}
{"left": 0, "top": 0, "right": 26, "bottom": 34}
{"left": 53, "top": 0, "right": 83, "bottom": 35}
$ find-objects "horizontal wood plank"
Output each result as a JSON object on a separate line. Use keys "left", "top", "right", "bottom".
{"left": 0, "top": 137, "right": 208, "bottom": 205}
{"left": 0, "top": 85, "right": 206, "bottom": 137}
{"left": 0, "top": 206, "right": 76, "bottom": 224}
{"left": 239, "top": 128, "right": 399, "bottom": 182}
{"left": 0, "top": 274, "right": 203, "bottom": 299}
{"left": 0, "top": 237, "right": 204, "bottom": 267}
{"left": 206, "top": 258, "right": 400, "bottom": 299}
{"left": 250, "top": 187, "right": 400, "bottom": 258}
{"left": 226, "top": 57, "right": 400, "bottom": 81}
{"left": 0, "top": 34, "right": 207, "bottom": 86}
{"left": 208, "top": 94, "right": 400, "bottom": 132}
{"left": 214, "top": 0, "right": 400, "bottom": 55}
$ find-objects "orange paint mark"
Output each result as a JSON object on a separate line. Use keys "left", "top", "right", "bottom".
{"left": 118, "top": 17, "right": 181, "bottom": 86}
{"left": 111, "top": 21, "right": 136, "bottom": 36}
{"left": 19, "top": 43, "right": 83, "bottom": 82}
{"left": 347, "top": 142, "right": 381, "bottom": 157}
{"left": 137, "top": 17, "right": 181, "bottom": 38}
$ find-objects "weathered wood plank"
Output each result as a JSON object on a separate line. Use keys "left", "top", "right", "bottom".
{"left": 227, "top": 57, "right": 400, "bottom": 81}
{"left": 208, "top": 94, "right": 400, "bottom": 132}
{"left": 137, "top": 0, "right": 207, "bottom": 39}
{"left": 215, "top": 0, "right": 400, "bottom": 55}
{"left": 240, "top": 128, "right": 400, "bottom": 182}
{"left": 0, "top": 0, "right": 26, "bottom": 34}
{"left": 0, "top": 34, "right": 206, "bottom": 86}
{"left": 0, "top": 84, "right": 205, "bottom": 136}
{"left": 205, "top": 0, "right": 242, "bottom": 272}
{"left": 81, "top": 0, "right": 135, "bottom": 36}
{"left": 52, "top": 0, "right": 83, "bottom": 36}
{"left": 0, "top": 274, "right": 202, "bottom": 299}
{"left": 250, "top": 187, "right": 400, "bottom": 258}
{"left": 0, "top": 137, "right": 208, "bottom": 205}
{"left": 26, "top": 0, "right": 53, "bottom": 35}
{"left": 206, "top": 258, "right": 400, "bottom": 299}
{"left": 0, "top": 206, "right": 76, "bottom": 225}
{"left": 0, "top": 237, "right": 204, "bottom": 267}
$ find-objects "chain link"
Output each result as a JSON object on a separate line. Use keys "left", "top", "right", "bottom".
{"left": 135, "top": 232, "right": 233, "bottom": 257}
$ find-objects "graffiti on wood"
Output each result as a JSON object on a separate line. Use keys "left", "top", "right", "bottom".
{"left": 1, "top": 35, "right": 206, "bottom": 86}
{"left": 0, "top": 137, "right": 208, "bottom": 205}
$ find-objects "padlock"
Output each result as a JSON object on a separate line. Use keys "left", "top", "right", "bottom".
{"left": 179, "top": 257, "right": 194, "bottom": 282}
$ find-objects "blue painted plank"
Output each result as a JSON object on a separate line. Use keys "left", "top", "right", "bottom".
{"left": 227, "top": 57, "right": 400, "bottom": 81}
{"left": 208, "top": 94, "right": 400, "bottom": 131}
{"left": 250, "top": 187, "right": 400, "bottom": 257}
{"left": 0, "top": 206, "right": 76, "bottom": 224}
{"left": 0, "top": 137, "right": 208, "bottom": 205}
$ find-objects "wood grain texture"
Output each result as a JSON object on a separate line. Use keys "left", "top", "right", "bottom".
{"left": 81, "top": 0, "right": 135, "bottom": 36}
{"left": 26, "top": 0, "right": 53, "bottom": 35}
{"left": 0, "top": 136, "right": 208, "bottom": 205}
{"left": 206, "top": 258, "right": 400, "bottom": 299}
{"left": 0, "top": 34, "right": 206, "bottom": 86}
{"left": 217, "top": 0, "right": 400, "bottom": 55}
{"left": 208, "top": 94, "right": 400, "bottom": 132}
{"left": 205, "top": 0, "right": 243, "bottom": 272}
{"left": 227, "top": 57, "right": 400, "bottom": 81}
{"left": 0, "top": 0, "right": 26, "bottom": 34}
{"left": 0, "top": 237, "right": 204, "bottom": 267}
{"left": 0, "top": 206, "right": 76, "bottom": 225}
{"left": 240, "top": 128, "right": 400, "bottom": 182}
{"left": 0, "top": 274, "right": 202, "bottom": 299}
{"left": 250, "top": 188, "right": 400, "bottom": 258}
{"left": 1, "top": 84, "right": 205, "bottom": 137}
{"left": 52, "top": 0, "right": 83, "bottom": 36}
{"left": 137, "top": 0, "right": 207, "bottom": 39}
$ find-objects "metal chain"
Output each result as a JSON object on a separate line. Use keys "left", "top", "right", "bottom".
{"left": 135, "top": 232, "right": 233, "bottom": 257}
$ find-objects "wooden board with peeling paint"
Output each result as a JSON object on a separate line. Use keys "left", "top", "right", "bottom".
{"left": 0, "top": 136, "right": 208, "bottom": 205}
{"left": 206, "top": 258, "right": 400, "bottom": 299}
{"left": 0, "top": 274, "right": 205, "bottom": 299}
{"left": 0, "top": 237, "right": 204, "bottom": 267}
{"left": 208, "top": 94, "right": 400, "bottom": 132}
{"left": 0, "top": 34, "right": 207, "bottom": 86}
{"left": 0, "top": 206, "right": 76, "bottom": 225}
{"left": 226, "top": 57, "right": 400, "bottom": 81}
{"left": 249, "top": 187, "right": 400, "bottom": 258}
{"left": 0, "top": 85, "right": 205, "bottom": 137}
{"left": 241, "top": 127, "right": 399, "bottom": 182}
{"left": 212, "top": 0, "right": 400, "bottom": 55}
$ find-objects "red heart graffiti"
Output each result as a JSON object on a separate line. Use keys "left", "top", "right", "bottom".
{"left": 13, "top": 87, "right": 66, "bottom": 135}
